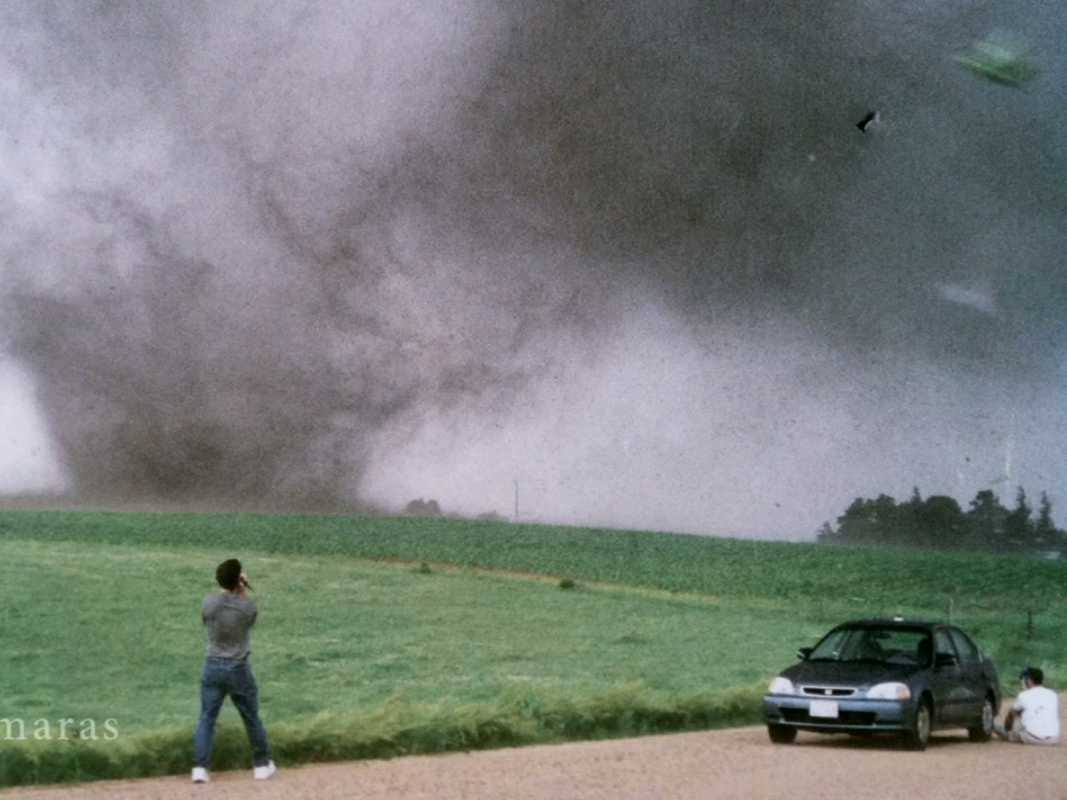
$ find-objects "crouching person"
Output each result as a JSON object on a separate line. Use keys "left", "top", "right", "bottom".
{"left": 994, "top": 666, "right": 1061, "bottom": 746}
{"left": 192, "top": 558, "right": 277, "bottom": 783}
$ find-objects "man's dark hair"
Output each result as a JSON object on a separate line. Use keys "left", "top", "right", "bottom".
{"left": 1020, "top": 666, "right": 1044, "bottom": 685}
{"left": 216, "top": 558, "right": 242, "bottom": 591}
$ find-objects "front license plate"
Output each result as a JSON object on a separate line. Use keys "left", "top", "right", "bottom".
{"left": 809, "top": 700, "right": 839, "bottom": 719}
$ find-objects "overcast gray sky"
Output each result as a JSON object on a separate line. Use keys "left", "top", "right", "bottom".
{"left": 1, "top": 1, "right": 1065, "bottom": 538}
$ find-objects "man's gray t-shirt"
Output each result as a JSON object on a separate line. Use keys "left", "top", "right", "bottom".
{"left": 202, "top": 593, "right": 257, "bottom": 660}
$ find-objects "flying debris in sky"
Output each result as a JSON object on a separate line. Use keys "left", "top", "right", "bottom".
{"left": 955, "top": 32, "right": 1038, "bottom": 87}
{"left": 856, "top": 110, "right": 880, "bottom": 132}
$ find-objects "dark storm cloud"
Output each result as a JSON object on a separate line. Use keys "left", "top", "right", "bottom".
{"left": 472, "top": 1, "right": 1067, "bottom": 369}
{"left": 2, "top": 1, "right": 1065, "bottom": 529}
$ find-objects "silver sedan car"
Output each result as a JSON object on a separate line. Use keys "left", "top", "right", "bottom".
{"left": 763, "top": 619, "right": 1000, "bottom": 750}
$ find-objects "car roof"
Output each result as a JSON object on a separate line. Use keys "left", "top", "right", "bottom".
{"left": 836, "top": 619, "right": 942, "bottom": 630}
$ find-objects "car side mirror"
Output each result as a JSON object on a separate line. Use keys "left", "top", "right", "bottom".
{"left": 798, "top": 647, "right": 813, "bottom": 660}
{"left": 935, "top": 653, "right": 957, "bottom": 669}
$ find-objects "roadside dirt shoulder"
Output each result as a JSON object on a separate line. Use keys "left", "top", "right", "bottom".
{"left": 3, "top": 695, "right": 1065, "bottom": 800}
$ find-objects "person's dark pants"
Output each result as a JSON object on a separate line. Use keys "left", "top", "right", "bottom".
{"left": 193, "top": 656, "right": 272, "bottom": 768}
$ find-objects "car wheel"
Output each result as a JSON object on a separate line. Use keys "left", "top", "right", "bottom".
{"left": 903, "top": 700, "right": 931, "bottom": 751}
{"left": 768, "top": 724, "right": 797, "bottom": 744}
{"left": 968, "top": 696, "right": 995, "bottom": 742}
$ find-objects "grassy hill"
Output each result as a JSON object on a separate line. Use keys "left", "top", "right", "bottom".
{"left": 3, "top": 509, "right": 1065, "bottom": 608}
{"left": 0, "top": 509, "right": 1064, "bottom": 788}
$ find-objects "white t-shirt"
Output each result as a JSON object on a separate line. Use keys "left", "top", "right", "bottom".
{"left": 1014, "top": 686, "right": 1061, "bottom": 739}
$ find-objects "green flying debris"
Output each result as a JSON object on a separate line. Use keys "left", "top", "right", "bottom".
{"left": 955, "top": 32, "right": 1038, "bottom": 87}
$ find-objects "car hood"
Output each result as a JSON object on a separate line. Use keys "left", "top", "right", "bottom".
{"left": 781, "top": 660, "right": 922, "bottom": 688}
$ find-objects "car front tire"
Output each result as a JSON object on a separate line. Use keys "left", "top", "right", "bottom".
{"left": 968, "top": 696, "right": 995, "bottom": 742}
{"left": 768, "top": 724, "right": 797, "bottom": 744}
{"left": 903, "top": 700, "right": 931, "bottom": 751}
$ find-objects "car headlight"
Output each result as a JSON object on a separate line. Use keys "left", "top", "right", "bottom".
{"left": 767, "top": 676, "right": 796, "bottom": 695}
{"left": 866, "top": 682, "right": 911, "bottom": 700}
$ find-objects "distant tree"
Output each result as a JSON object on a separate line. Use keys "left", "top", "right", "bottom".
{"left": 835, "top": 497, "right": 877, "bottom": 545}
{"left": 872, "top": 494, "right": 901, "bottom": 541}
{"left": 916, "top": 495, "right": 966, "bottom": 549}
{"left": 899, "top": 487, "right": 925, "bottom": 547}
{"left": 821, "top": 486, "right": 1059, "bottom": 555}
{"left": 1003, "top": 486, "right": 1034, "bottom": 552}
{"left": 1035, "top": 491, "right": 1054, "bottom": 533}
{"left": 405, "top": 498, "right": 442, "bottom": 517}
{"left": 815, "top": 521, "right": 838, "bottom": 543}
{"left": 1033, "top": 491, "right": 1060, "bottom": 552}
{"left": 966, "top": 489, "right": 1008, "bottom": 551}
{"left": 834, "top": 498, "right": 869, "bottom": 543}
{"left": 834, "top": 494, "right": 902, "bottom": 545}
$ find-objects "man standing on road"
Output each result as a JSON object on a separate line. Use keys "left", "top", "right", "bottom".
{"left": 192, "top": 558, "right": 278, "bottom": 783}
{"left": 994, "top": 666, "right": 1061, "bottom": 746}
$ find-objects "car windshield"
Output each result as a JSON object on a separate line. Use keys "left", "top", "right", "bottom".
{"left": 808, "top": 627, "right": 931, "bottom": 666}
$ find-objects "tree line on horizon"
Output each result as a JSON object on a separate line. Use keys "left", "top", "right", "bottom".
{"left": 816, "top": 487, "right": 1067, "bottom": 555}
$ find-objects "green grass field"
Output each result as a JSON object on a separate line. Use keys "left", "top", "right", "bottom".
{"left": 1, "top": 509, "right": 1065, "bottom": 788}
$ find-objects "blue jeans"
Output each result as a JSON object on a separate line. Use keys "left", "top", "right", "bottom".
{"left": 193, "top": 657, "right": 272, "bottom": 768}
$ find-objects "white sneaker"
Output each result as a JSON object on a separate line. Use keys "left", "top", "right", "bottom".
{"left": 253, "top": 760, "right": 277, "bottom": 780}
{"left": 191, "top": 767, "right": 210, "bottom": 783}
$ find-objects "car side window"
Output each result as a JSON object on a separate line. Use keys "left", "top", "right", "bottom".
{"left": 934, "top": 629, "right": 957, "bottom": 660}
{"left": 947, "top": 628, "right": 979, "bottom": 663}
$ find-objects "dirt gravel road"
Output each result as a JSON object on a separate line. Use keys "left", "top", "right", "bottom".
{"left": 4, "top": 700, "right": 1066, "bottom": 800}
